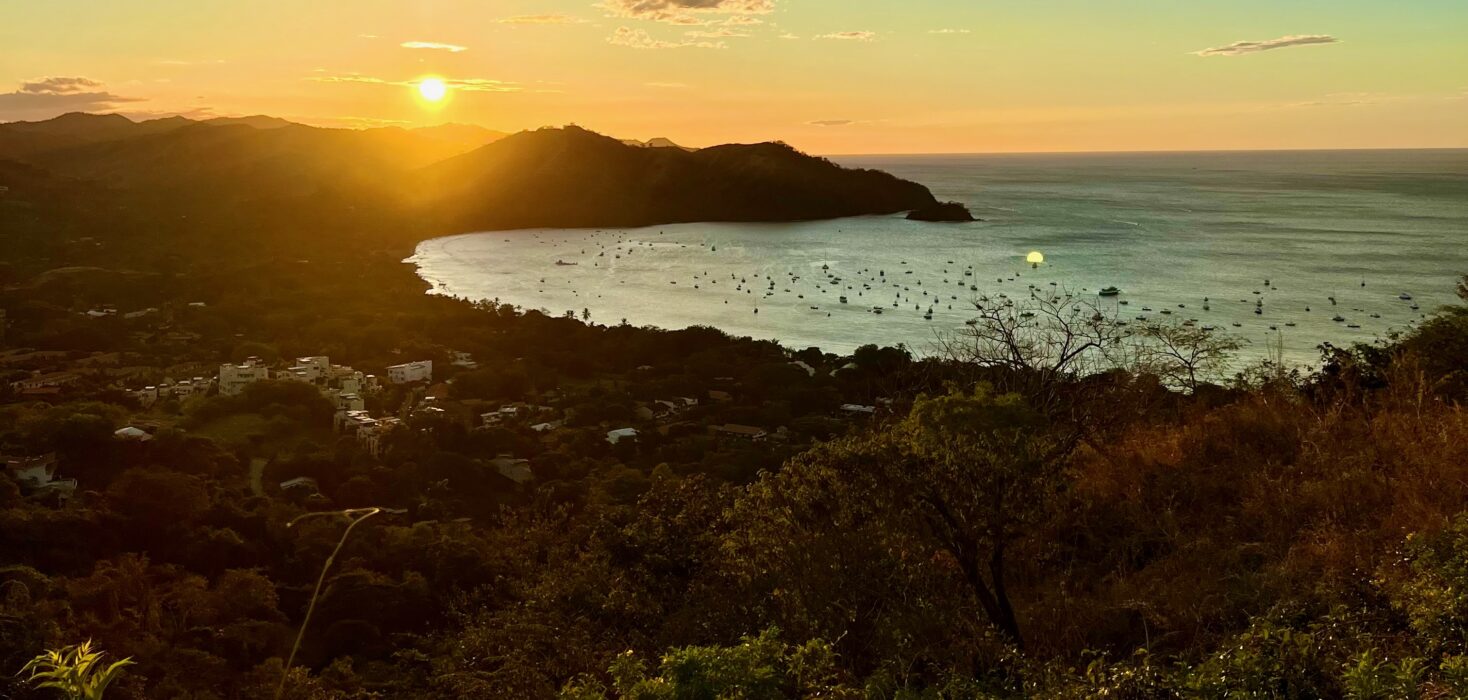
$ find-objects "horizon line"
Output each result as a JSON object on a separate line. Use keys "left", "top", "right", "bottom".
{"left": 8, "top": 112, "right": 1467, "bottom": 158}
{"left": 824, "top": 145, "right": 1468, "bottom": 158}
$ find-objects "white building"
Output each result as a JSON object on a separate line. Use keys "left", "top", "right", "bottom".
{"left": 333, "top": 392, "right": 365, "bottom": 412}
{"left": 606, "top": 427, "right": 638, "bottom": 445}
{"left": 134, "top": 386, "right": 159, "bottom": 407}
{"left": 3, "top": 453, "right": 76, "bottom": 502}
{"left": 284, "top": 356, "right": 331, "bottom": 384}
{"left": 386, "top": 360, "right": 433, "bottom": 384}
{"left": 451, "top": 351, "right": 478, "bottom": 369}
{"left": 219, "top": 357, "right": 270, "bottom": 396}
{"left": 170, "top": 377, "right": 212, "bottom": 399}
{"left": 336, "top": 410, "right": 402, "bottom": 456}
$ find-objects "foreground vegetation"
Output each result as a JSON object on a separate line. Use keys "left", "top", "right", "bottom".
{"left": 4, "top": 137, "right": 1468, "bottom": 698}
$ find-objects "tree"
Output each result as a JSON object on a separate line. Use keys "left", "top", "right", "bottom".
{"left": 937, "top": 289, "right": 1130, "bottom": 418}
{"left": 731, "top": 386, "right": 1060, "bottom": 651}
{"left": 19, "top": 641, "right": 134, "bottom": 700}
{"left": 1132, "top": 321, "right": 1244, "bottom": 392}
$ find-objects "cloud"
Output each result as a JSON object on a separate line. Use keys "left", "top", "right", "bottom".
{"left": 685, "top": 27, "right": 748, "bottom": 38}
{"left": 645, "top": 81, "right": 690, "bottom": 88}
{"left": 814, "top": 31, "right": 876, "bottom": 41}
{"left": 1194, "top": 34, "right": 1338, "bottom": 57}
{"left": 400, "top": 40, "right": 468, "bottom": 52}
{"left": 497, "top": 14, "right": 589, "bottom": 24}
{"left": 777, "top": 32, "right": 800, "bottom": 39}
{"left": 309, "top": 73, "right": 520, "bottom": 92}
{"left": 358, "top": 34, "right": 379, "bottom": 39}
{"left": 0, "top": 76, "right": 145, "bottom": 120}
{"left": 928, "top": 28, "right": 970, "bottom": 35}
{"left": 597, "top": 0, "right": 773, "bottom": 25}
{"left": 807, "top": 119, "right": 855, "bottom": 126}
{"left": 608, "top": 26, "right": 725, "bottom": 49}
{"left": 18, "top": 76, "right": 105, "bottom": 94}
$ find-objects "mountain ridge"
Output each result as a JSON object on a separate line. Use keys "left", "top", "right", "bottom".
{"left": 0, "top": 113, "right": 945, "bottom": 238}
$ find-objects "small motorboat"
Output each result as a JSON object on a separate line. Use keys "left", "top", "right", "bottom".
{"left": 1333, "top": 315, "right": 1345, "bottom": 322}
{"left": 1098, "top": 286, "right": 1121, "bottom": 297}
{"left": 1399, "top": 293, "right": 1413, "bottom": 300}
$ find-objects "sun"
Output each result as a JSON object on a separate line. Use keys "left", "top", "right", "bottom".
{"left": 417, "top": 77, "right": 447, "bottom": 103}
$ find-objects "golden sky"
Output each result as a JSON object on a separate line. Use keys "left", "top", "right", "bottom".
{"left": 1, "top": 0, "right": 1465, "bottom": 154}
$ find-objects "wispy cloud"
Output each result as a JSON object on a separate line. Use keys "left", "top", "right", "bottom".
{"left": 777, "top": 32, "right": 800, "bottom": 39}
{"left": 814, "top": 31, "right": 876, "bottom": 41}
{"left": 1194, "top": 34, "right": 1338, "bottom": 57}
{"left": 807, "top": 119, "right": 856, "bottom": 126}
{"left": 597, "top": 0, "right": 773, "bottom": 25}
{"left": 0, "top": 76, "right": 145, "bottom": 120}
{"left": 685, "top": 27, "right": 748, "bottom": 38}
{"left": 645, "top": 82, "right": 690, "bottom": 89}
{"left": 400, "top": 40, "right": 468, "bottom": 53}
{"left": 928, "top": 28, "right": 970, "bottom": 35}
{"left": 608, "top": 26, "right": 725, "bottom": 49}
{"left": 497, "top": 14, "right": 588, "bottom": 24}
{"left": 310, "top": 73, "right": 519, "bottom": 92}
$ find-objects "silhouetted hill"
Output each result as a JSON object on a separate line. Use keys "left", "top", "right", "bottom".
{"left": 411, "top": 123, "right": 507, "bottom": 149}
{"left": 421, "top": 126, "right": 938, "bottom": 230}
{"left": 0, "top": 112, "right": 191, "bottom": 160}
{"left": 622, "top": 136, "right": 691, "bottom": 150}
{"left": 9, "top": 120, "right": 484, "bottom": 204}
{"left": 0, "top": 115, "right": 944, "bottom": 238}
{"left": 201, "top": 115, "right": 295, "bottom": 129}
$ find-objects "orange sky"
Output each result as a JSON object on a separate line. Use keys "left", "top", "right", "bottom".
{"left": 1, "top": 0, "right": 1465, "bottom": 154}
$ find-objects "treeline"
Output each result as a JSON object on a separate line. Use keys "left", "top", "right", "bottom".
{"left": 4, "top": 261, "right": 1468, "bottom": 699}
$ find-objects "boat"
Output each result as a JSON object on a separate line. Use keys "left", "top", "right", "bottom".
{"left": 1098, "top": 286, "right": 1121, "bottom": 297}
{"left": 1333, "top": 315, "right": 1345, "bottom": 322}
{"left": 1399, "top": 293, "right": 1413, "bottom": 300}
{"left": 872, "top": 307, "right": 883, "bottom": 314}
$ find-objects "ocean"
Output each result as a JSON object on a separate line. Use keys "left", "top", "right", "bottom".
{"left": 408, "top": 149, "right": 1468, "bottom": 368}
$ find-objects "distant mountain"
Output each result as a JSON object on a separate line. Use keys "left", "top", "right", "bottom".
{"left": 201, "top": 115, "right": 295, "bottom": 130}
{"left": 421, "top": 125, "right": 937, "bottom": 230}
{"left": 411, "top": 123, "right": 508, "bottom": 149}
{"left": 0, "top": 114, "right": 944, "bottom": 237}
{"left": 0, "top": 116, "right": 491, "bottom": 202}
{"left": 621, "top": 136, "right": 691, "bottom": 150}
{"left": 0, "top": 112, "right": 190, "bottom": 160}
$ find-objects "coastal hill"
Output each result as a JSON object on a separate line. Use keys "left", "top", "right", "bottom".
{"left": 0, "top": 113, "right": 941, "bottom": 237}
{"left": 420, "top": 125, "right": 939, "bottom": 230}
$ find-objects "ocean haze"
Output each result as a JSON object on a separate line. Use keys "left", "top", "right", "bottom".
{"left": 410, "top": 149, "right": 1468, "bottom": 367}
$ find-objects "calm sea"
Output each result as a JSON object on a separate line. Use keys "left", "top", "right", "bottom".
{"left": 409, "top": 149, "right": 1468, "bottom": 367}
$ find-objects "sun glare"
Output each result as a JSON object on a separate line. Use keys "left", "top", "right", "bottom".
{"left": 417, "top": 77, "right": 447, "bottom": 103}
